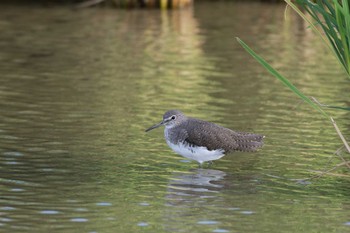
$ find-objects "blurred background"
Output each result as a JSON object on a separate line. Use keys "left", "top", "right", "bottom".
{"left": 1, "top": 1, "right": 350, "bottom": 232}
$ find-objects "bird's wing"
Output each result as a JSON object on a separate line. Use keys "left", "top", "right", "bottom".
{"left": 182, "top": 119, "right": 264, "bottom": 153}
{"left": 182, "top": 119, "right": 239, "bottom": 152}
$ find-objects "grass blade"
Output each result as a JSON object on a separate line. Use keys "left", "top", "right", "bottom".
{"left": 236, "top": 37, "right": 329, "bottom": 119}
{"left": 311, "top": 97, "right": 350, "bottom": 111}
{"left": 289, "top": 0, "right": 350, "bottom": 78}
{"left": 286, "top": 0, "right": 330, "bottom": 49}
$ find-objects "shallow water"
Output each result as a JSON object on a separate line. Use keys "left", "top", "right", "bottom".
{"left": 1, "top": 1, "right": 350, "bottom": 232}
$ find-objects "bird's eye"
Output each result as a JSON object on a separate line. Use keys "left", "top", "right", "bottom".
{"left": 171, "top": 115, "right": 176, "bottom": 120}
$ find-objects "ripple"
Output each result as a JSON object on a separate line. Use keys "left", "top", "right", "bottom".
{"left": 0, "top": 207, "right": 16, "bottom": 211}
{"left": 47, "top": 149, "right": 69, "bottom": 154}
{"left": 96, "top": 202, "right": 112, "bottom": 206}
{"left": 240, "top": 211, "right": 255, "bottom": 215}
{"left": 25, "top": 147, "right": 45, "bottom": 152}
{"left": 40, "top": 210, "right": 60, "bottom": 215}
{"left": 10, "top": 188, "right": 24, "bottom": 192}
{"left": 138, "top": 202, "right": 150, "bottom": 206}
{"left": 3, "top": 161, "right": 21, "bottom": 165}
{"left": 213, "top": 229, "right": 230, "bottom": 233}
{"left": 0, "top": 217, "right": 12, "bottom": 222}
{"left": 70, "top": 218, "right": 88, "bottom": 222}
{"left": 197, "top": 220, "right": 219, "bottom": 225}
{"left": 137, "top": 222, "right": 149, "bottom": 227}
{"left": 0, "top": 135, "right": 19, "bottom": 140}
{"left": 74, "top": 208, "right": 88, "bottom": 212}
{"left": 3, "top": 151, "right": 23, "bottom": 156}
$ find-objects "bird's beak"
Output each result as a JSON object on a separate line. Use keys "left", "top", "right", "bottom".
{"left": 145, "top": 117, "right": 173, "bottom": 132}
{"left": 145, "top": 121, "right": 164, "bottom": 132}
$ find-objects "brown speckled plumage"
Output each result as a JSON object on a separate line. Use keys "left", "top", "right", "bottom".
{"left": 165, "top": 113, "right": 264, "bottom": 153}
{"left": 146, "top": 110, "right": 264, "bottom": 164}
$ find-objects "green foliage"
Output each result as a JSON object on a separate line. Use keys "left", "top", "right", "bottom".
{"left": 236, "top": 38, "right": 329, "bottom": 118}
{"left": 287, "top": 0, "right": 350, "bottom": 78}
{"left": 237, "top": 1, "right": 350, "bottom": 170}
{"left": 237, "top": 0, "right": 350, "bottom": 164}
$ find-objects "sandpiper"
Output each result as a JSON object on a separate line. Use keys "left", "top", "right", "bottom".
{"left": 145, "top": 110, "right": 264, "bottom": 165}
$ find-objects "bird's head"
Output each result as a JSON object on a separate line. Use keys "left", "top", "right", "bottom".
{"left": 145, "top": 110, "right": 186, "bottom": 132}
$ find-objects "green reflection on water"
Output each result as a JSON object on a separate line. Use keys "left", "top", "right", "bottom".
{"left": 0, "top": 1, "right": 350, "bottom": 233}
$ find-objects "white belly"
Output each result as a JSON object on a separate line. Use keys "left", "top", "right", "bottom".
{"left": 166, "top": 141, "right": 225, "bottom": 164}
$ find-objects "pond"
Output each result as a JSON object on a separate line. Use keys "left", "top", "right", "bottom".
{"left": 1, "top": 1, "right": 350, "bottom": 232}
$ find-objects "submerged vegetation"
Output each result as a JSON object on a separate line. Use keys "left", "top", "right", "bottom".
{"left": 238, "top": 0, "right": 350, "bottom": 177}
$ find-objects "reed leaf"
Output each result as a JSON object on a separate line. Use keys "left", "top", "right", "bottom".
{"left": 236, "top": 38, "right": 329, "bottom": 118}
{"left": 237, "top": 38, "right": 350, "bottom": 163}
{"left": 311, "top": 97, "right": 350, "bottom": 111}
{"left": 288, "top": 0, "right": 350, "bottom": 78}
{"left": 285, "top": 0, "right": 331, "bottom": 52}
{"left": 237, "top": 1, "right": 350, "bottom": 170}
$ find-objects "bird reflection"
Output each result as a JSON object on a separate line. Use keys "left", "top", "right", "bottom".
{"left": 165, "top": 168, "right": 227, "bottom": 206}
{"left": 163, "top": 169, "right": 227, "bottom": 232}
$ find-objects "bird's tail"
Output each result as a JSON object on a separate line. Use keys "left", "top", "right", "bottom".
{"left": 235, "top": 132, "right": 264, "bottom": 152}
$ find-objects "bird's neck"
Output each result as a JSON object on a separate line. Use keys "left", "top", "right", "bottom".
{"left": 164, "top": 127, "right": 181, "bottom": 145}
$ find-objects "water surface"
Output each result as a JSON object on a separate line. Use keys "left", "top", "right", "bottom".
{"left": 1, "top": 2, "right": 350, "bottom": 232}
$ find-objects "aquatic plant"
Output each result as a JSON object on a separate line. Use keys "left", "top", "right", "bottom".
{"left": 286, "top": 0, "right": 350, "bottom": 78}
{"left": 237, "top": 0, "right": 350, "bottom": 175}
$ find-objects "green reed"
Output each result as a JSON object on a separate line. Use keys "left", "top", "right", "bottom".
{"left": 287, "top": 0, "right": 350, "bottom": 78}
{"left": 237, "top": 36, "right": 350, "bottom": 171}
{"left": 236, "top": 38, "right": 329, "bottom": 119}
{"left": 236, "top": 0, "right": 350, "bottom": 172}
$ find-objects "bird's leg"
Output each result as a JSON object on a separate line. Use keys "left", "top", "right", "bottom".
{"left": 199, "top": 161, "right": 213, "bottom": 168}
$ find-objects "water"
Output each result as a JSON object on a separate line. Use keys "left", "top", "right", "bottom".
{"left": 1, "top": 1, "right": 350, "bottom": 232}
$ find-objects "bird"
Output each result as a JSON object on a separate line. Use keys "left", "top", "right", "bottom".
{"left": 145, "top": 110, "right": 264, "bottom": 165}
